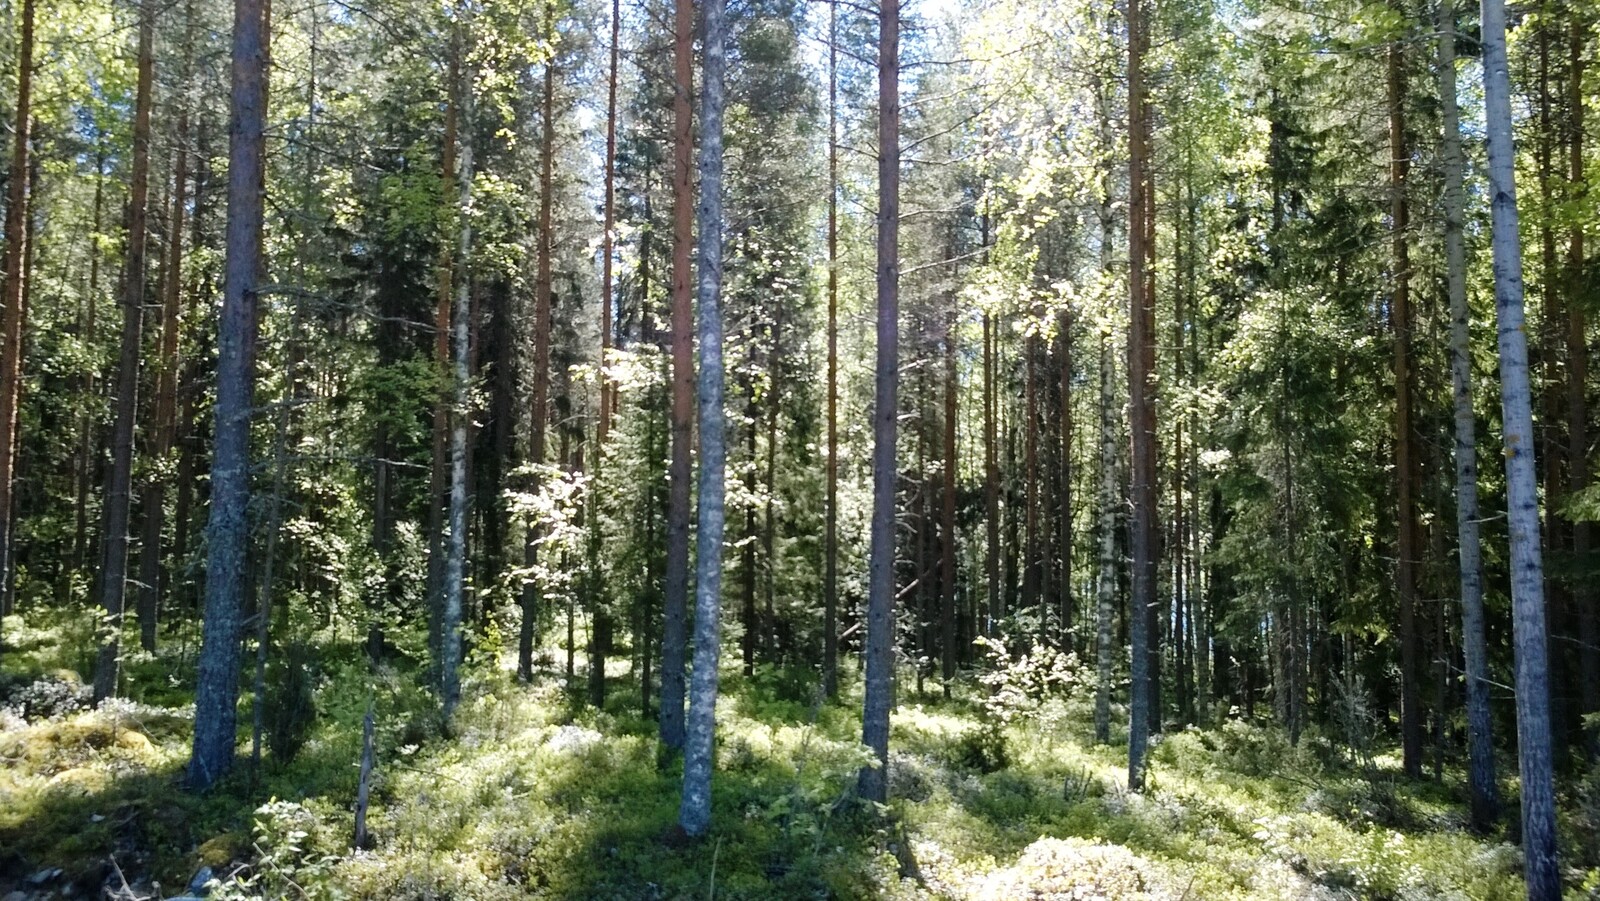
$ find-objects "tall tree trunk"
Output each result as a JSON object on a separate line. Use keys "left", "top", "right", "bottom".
{"left": 428, "top": 45, "right": 459, "bottom": 672}
{"left": 190, "top": 0, "right": 269, "bottom": 790}
{"left": 593, "top": 0, "right": 621, "bottom": 703}
{"left": 1481, "top": 1, "right": 1559, "bottom": 894}
{"left": 742, "top": 387, "right": 758, "bottom": 676}
{"left": 823, "top": 0, "right": 840, "bottom": 697}
{"left": 858, "top": 0, "right": 899, "bottom": 806}
{"left": 659, "top": 0, "right": 695, "bottom": 753}
{"left": 934, "top": 307, "right": 947, "bottom": 694}
{"left": 74, "top": 148, "right": 106, "bottom": 585}
{"left": 442, "top": 49, "right": 475, "bottom": 722}
{"left": 1059, "top": 308, "right": 1072, "bottom": 650}
{"left": 140, "top": 74, "right": 192, "bottom": 654}
{"left": 1125, "top": 0, "right": 1154, "bottom": 791}
{"left": 599, "top": 0, "right": 619, "bottom": 446}
{"left": 520, "top": 4, "right": 556, "bottom": 683}
{"left": 1095, "top": 330, "right": 1116, "bottom": 745}
{"left": 1438, "top": 0, "right": 1498, "bottom": 829}
{"left": 93, "top": 0, "right": 157, "bottom": 701}
{"left": 1388, "top": 23, "right": 1424, "bottom": 779}
{"left": 984, "top": 311, "right": 1000, "bottom": 631}
{"left": 0, "top": 0, "right": 35, "bottom": 631}
{"left": 1566, "top": 8, "right": 1596, "bottom": 749}
{"left": 678, "top": 0, "right": 726, "bottom": 835}
{"left": 1024, "top": 335, "right": 1040, "bottom": 620}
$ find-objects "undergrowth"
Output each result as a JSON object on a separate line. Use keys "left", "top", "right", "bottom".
{"left": 1, "top": 612, "right": 1589, "bottom": 898}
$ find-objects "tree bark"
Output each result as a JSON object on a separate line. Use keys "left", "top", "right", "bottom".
{"left": 1566, "top": 7, "right": 1596, "bottom": 747}
{"left": 678, "top": 0, "right": 726, "bottom": 835}
{"left": 428, "top": 43, "right": 459, "bottom": 673}
{"left": 1481, "top": 1, "right": 1559, "bottom": 894}
{"left": 520, "top": 2, "right": 556, "bottom": 683}
{"left": 941, "top": 307, "right": 957, "bottom": 696}
{"left": 823, "top": 0, "right": 840, "bottom": 698}
{"left": 0, "top": 0, "right": 34, "bottom": 631}
{"left": 93, "top": 0, "right": 157, "bottom": 701}
{"left": 1096, "top": 329, "right": 1116, "bottom": 744}
{"left": 1438, "top": 0, "right": 1498, "bottom": 829}
{"left": 190, "top": 0, "right": 269, "bottom": 790}
{"left": 1125, "top": 0, "right": 1154, "bottom": 791}
{"left": 858, "top": 0, "right": 899, "bottom": 806}
{"left": 659, "top": 0, "right": 695, "bottom": 753}
{"left": 1387, "top": 20, "right": 1424, "bottom": 780}
{"left": 442, "top": 40, "right": 475, "bottom": 722}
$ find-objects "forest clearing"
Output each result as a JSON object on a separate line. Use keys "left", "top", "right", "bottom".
{"left": 0, "top": 0, "right": 1598, "bottom": 895}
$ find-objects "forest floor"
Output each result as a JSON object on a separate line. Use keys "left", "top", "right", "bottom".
{"left": 0, "top": 617, "right": 1587, "bottom": 899}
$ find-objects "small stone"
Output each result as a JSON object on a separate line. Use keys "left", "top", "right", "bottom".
{"left": 186, "top": 866, "right": 214, "bottom": 895}
{"left": 28, "top": 866, "right": 62, "bottom": 885}
{"left": 4, "top": 890, "right": 29, "bottom": 901}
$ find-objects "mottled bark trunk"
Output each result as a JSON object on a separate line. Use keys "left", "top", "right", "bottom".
{"left": 0, "top": 0, "right": 34, "bottom": 632}
{"left": 190, "top": 0, "right": 269, "bottom": 790}
{"left": 678, "top": 0, "right": 726, "bottom": 835}
{"left": 442, "top": 48, "right": 475, "bottom": 722}
{"left": 857, "top": 0, "right": 899, "bottom": 806}
{"left": 1125, "top": 0, "right": 1153, "bottom": 790}
{"left": 1438, "top": 0, "right": 1497, "bottom": 829}
{"left": 1387, "top": 25, "right": 1424, "bottom": 779}
{"left": 659, "top": 0, "right": 695, "bottom": 753}
{"left": 823, "top": 0, "right": 840, "bottom": 698}
{"left": 1482, "top": 1, "right": 1559, "bottom": 894}
{"left": 93, "top": 0, "right": 156, "bottom": 702}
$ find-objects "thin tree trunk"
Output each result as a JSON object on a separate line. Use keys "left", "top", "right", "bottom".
{"left": 0, "top": 0, "right": 35, "bottom": 631}
{"left": 858, "top": 0, "right": 899, "bottom": 806}
{"left": 1125, "top": 0, "right": 1154, "bottom": 791}
{"left": 442, "top": 44, "right": 475, "bottom": 722}
{"left": 678, "top": 0, "right": 727, "bottom": 835}
{"left": 428, "top": 45, "right": 459, "bottom": 672}
{"left": 659, "top": 0, "right": 695, "bottom": 753}
{"left": 1095, "top": 331, "right": 1116, "bottom": 745}
{"left": 823, "top": 0, "right": 840, "bottom": 698}
{"left": 984, "top": 311, "right": 1000, "bottom": 631}
{"left": 1438, "top": 0, "right": 1498, "bottom": 829}
{"left": 93, "top": 0, "right": 157, "bottom": 701}
{"left": 941, "top": 307, "right": 957, "bottom": 697}
{"left": 1566, "top": 9, "right": 1596, "bottom": 747}
{"left": 1481, "top": 1, "right": 1559, "bottom": 894}
{"left": 190, "top": 0, "right": 269, "bottom": 790}
{"left": 520, "top": 3, "right": 556, "bottom": 683}
{"left": 1059, "top": 308, "right": 1072, "bottom": 650}
{"left": 74, "top": 148, "right": 106, "bottom": 585}
{"left": 139, "top": 85, "right": 191, "bottom": 654}
{"left": 1388, "top": 23, "right": 1424, "bottom": 779}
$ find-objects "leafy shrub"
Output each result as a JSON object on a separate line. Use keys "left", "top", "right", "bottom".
{"left": 0, "top": 673, "right": 90, "bottom": 720}
{"left": 265, "top": 643, "right": 316, "bottom": 764}
{"left": 946, "top": 723, "right": 1010, "bottom": 774}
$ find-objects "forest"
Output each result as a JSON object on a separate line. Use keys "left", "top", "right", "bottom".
{"left": 0, "top": 0, "right": 1597, "bottom": 895}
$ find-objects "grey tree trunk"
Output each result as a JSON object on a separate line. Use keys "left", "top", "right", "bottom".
{"left": 1481, "top": 1, "right": 1558, "bottom": 895}
{"left": 1438, "top": 0, "right": 1497, "bottom": 831}
{"left": 1565, "top": 10, "right": 1595, "bottom": 746}
{"left": 1095, "top": 331, "right": 1116, "bottom": 745}
{"left": 442, "top": 51, "right": 475, "bottom": 723}
{"left": 1387, "top": 22, "right": 1424, "bottom": 780}
{"left": 190, "top": 0, "right": 269, "bottom": 790}
{"left": 659, "top": 0, "right": 695, "bottom": 753}
{"left": 1125, "top": 0, "right": 1153, "bottom": 791}
{"left": 0, "top": 0, "right": 34, "bottom": 634}
{"left": 857, "top": 0, "right": 900, "bottom": 806}
{"left": 521, "top": 3, "right": 555, "bottom": 684}
{"left": 678, "top": 0, "right": 727, "bottom": 836}
{"left": 93, "top": 0, "right": 156, "bottom": 702}
{"left": 823, "top": 0, "right": 840, "bottom": 699}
